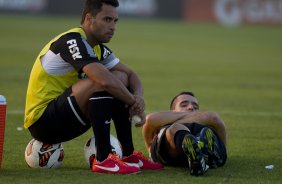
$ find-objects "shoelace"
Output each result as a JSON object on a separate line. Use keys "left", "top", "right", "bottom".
{"left": 134, "top": 151, "right": 149, "bottom": 161}
{"left": 110, "top": 154, "right": 128, "bottom": 167}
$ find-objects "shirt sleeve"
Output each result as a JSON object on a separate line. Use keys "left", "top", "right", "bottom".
{"left": 50, "top": 32, "right": 99, "bottom": 72}
{"left": 99, "top": 44, "right": 120, "bottom": 70}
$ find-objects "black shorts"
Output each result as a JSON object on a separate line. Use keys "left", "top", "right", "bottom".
{"left": 28, "top": 87, "right": 91, "bottom": 144}
{"left": 150, "top": 123, "right": 226, "bottom": 167}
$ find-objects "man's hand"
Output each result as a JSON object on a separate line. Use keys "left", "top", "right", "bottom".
{"left": 129, "top": 95, "right": 145, "bottom": 127}
{"left": 129, "top": 95, "right": 145, "bottom": 115}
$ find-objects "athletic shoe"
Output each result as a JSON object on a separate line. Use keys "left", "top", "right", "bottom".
{"left": 92, "top": 153, "right": 141, "bottom": 174}
{"left": 182, "top": 134, "right": 208, "bottom": 176}
{"left": 122, "top": 151, "right": 164, "bottom": 170}
{"left": 198, "top": 127, "right": 225, "bottom": 168}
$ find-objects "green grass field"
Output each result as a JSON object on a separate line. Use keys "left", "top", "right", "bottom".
{"left": 0, "top": 14, "right": 282, "bottom": 184}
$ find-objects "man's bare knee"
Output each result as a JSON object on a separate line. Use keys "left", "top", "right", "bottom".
{"left": 167, "top": 123, "right": 190, "bottom": 137}
{"left": 72, "top": 78, "right": 103, "bottom": 96}
{"left": 165, "top": 124, "right": 190, "bottom": 150}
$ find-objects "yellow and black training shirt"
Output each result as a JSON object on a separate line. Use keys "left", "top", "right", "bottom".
{"left": 24, "top": 27, "right": 119, "bottom": 128}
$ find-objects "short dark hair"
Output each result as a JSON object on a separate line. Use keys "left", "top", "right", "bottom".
{"left": 170, "top": 91, "right": 195, "bottom": 110}
{"left": 80, "top": 0, "right": 119, "bottom": 24}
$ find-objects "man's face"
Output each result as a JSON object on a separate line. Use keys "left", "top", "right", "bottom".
{"left": 173, "top": 94, "right": 199, "bottom": 112}
{"left": 90, "top": 4, "right": 118, "bottom": 43}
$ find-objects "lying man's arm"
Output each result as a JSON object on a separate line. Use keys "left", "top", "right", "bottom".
{"left": 174, "top": 111, "right": 227, "bottom": 145}
{"left": 142, "top": 111, "right": 187, "bottom": 151}
{"left": 142, "top": 111, "right": 227, "bottom": 151}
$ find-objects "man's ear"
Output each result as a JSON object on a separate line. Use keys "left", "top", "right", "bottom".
{"left": 85, "top": 13, "right": 94, "bottom": 25}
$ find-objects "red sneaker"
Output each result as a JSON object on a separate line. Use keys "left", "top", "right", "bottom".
{"left": 92, "top": 154, "right": 141, "bottom": 174}
{"left": 122, "top": 151, "right": 164, "bottom": 170}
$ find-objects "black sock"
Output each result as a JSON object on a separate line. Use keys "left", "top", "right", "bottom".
{"left": 112, "top": 98, "right": 134, "bottom": 157}
{"left": 174, "top": 130, "right": 191, "bottom": 153}
{"left": 88, "top": 91, "right": 113, "bottom": 162}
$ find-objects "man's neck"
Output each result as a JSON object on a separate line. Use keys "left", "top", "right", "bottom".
{"left": 80, "top": 25, "right": 99, "bottom": 47}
